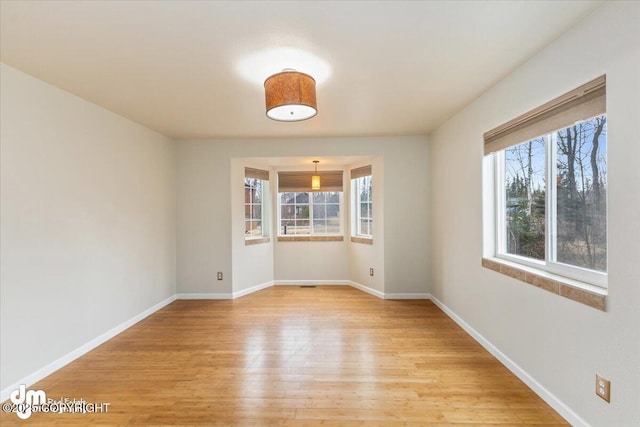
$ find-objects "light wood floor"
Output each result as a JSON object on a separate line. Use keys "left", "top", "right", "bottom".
{"left": 1, "top": 286, "right": 568, "bottom": 426}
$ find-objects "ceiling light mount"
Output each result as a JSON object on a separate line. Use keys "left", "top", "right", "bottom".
{"left": 265, "top": 69, "right": 317, "bottom": 122}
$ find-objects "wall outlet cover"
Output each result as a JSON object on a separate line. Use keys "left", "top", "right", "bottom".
{"left": 596, "top": 374, "right": 611, "bottom": 403}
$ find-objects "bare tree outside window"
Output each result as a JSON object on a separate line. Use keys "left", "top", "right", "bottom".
{"left": 500, "top": 114, "right": 607, "bottom": 275}
{"left": 504, "top": 138, "right": 546, "bottom": 260}
{"left": 556, "top": 115, "right": 607, "bottom": 272}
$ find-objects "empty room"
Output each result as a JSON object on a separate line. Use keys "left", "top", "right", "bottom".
{"left": 1, "top": 1, "right": 638, "bottom": 426}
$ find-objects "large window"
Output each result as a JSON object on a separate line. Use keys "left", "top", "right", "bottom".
{"left": 497, "top": 115, "right": 607, "bottom": 283}
{"left": 485, "top": 76, "right": 607, "bottom": 288}
{"left": 280, "top": 191, "right": 341, "bottom": 235}
{"left": 277, "top": 170, "right": 343, "bottom": 237}
{"left": 351, "top": 165, "right": 373, "bottom": 238}
{"left": 244, "top": 167, "right": 269, "bottom": 240}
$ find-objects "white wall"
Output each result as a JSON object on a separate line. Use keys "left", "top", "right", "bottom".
{"left": 0, "top": 64, "right": 177, "bottom": 391}
{"left": 275, "top": 239, "right": 349, "bottom": 281}
{"left": 427, "top": 2, "right": 640, "bottom": 425}
{"left": 177, "top": 136, "right": 428, "bottom": 296}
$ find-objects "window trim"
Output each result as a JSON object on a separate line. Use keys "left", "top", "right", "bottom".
{"left": 278, "top": 235, "right": 344, "bottom": 242}
{"left": 245, "top": 237, "right": 270, "bottom": 245}
{"left": 350, "top": 236, "right": 373, "bottom": 245}
{"left": 482, "top": 257, "right": 606, "bottom": 311}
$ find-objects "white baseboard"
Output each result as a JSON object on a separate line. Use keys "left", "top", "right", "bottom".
{"left": 175, "top": 293, "right": 233, "bottom": 299}
{"left": 348, "top": 281, "right": 385, "bottom": 299}
{"left": 233, "top": 280, "right": 274, "bottom": 299}
{"left": 385, "top": 292, "right": 431, "bottom": 300}
{"left": 251, "top": 280, "right": 429, "bottom": 302}
{"left": 0, "top": 294, "right": 176, "bottom": 402}
{"left": 428, "top": 295, "right": 586, "bottom": 427}
{"left": 179, "top": 281, "right": 275, "bottom": 300}
{"left": 274, "top": 280, "right": 351, "bottom": 286}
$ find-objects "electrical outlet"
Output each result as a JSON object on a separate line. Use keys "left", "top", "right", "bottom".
{"left": 217, "top": 272, "right": 223, "bottom": 280}
{"left": 596, "top": 374, "right": 610, "bottom": 402}
{"left": 369, "top": 268, "right": 374, "bottom": 277}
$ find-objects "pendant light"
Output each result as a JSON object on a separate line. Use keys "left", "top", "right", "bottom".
{"left": 311, "top": 160, "right": 321, "bottom": 190}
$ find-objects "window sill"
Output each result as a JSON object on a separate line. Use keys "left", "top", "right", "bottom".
{"left": 481, "top": 257, "right": 607, "bottom": 311}
{"left": 245, "top": 237, "right": 270, "bottom": 246}
{"left": 278, "top": 235, "right": 344, "bottom": 242}
{"left": 350, "top": 236, "right": 373, "bottom": 245}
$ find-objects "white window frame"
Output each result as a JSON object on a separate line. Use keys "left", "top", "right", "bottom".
{"left": 277, "top": 191, "right": 344, "bottom": 236}
{"left": 351, "top": 175, "right": 372, "bottom": 238}
{"left": 244, "top": 177, "right": 268, "bottom": 240}
{"left": 494, "top": 131, "right": 607, "bottom": 288}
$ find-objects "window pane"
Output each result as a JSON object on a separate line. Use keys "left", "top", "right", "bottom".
{"left": 313, "top": 220, "right": 327, "bottom": 234}
{"left": 327, "top": 221, "right": 340, "bottom": 234}
{"left": 327, "top": 204, "right": 339, "bottom": 218}
{"left": 296, "top": 205, "right": 309, "bottom": 219}
{"left": 314, "top": 205, "right": 326, "bottom": 219}
{"left": 281, "top": 205, "right": 295, "bottom": 219}
{"left": 252, "top": 205, "right": 261, "bottom": 219}
{"left": 253, "top": 182, "right": 262, "bottom": 203}
{"left": 555, "top": 115, "right": 607, "bottom": 272}
{"left": 313, "top": 192, "right": 325, "bottom": 203}
{"left": 354, "top": 177, "right": 372, "bottom": 237}
{"left": 294, "top": 220, "right": 309, "bottom": 234}
{"left": 326, "top": 192, "right": 339, "bottom": 203}
{"left": 246, "top": 220, "right": 261, "bottom": 236}
{"left": 359, "top": 178, "right": 371, "bottom": 202}
{"left": 244, "top": 178, "right": 261, "bottom": 203}
{"left": 359, "top": 187, "right": 367, "bottom": 202}
{"left": 245, "top": 178, "right": 265, "bottom": 239}
{"left": 504, "top": 137, "right": 546, "bottom": 260}
{"left": 360, "top": 219, "right": 369, "bottom": 236}
{"left": 279, "top": 189, "right": 342, "bottom": 237}
{"left": 281, "top": 192, "right": 295, "bottom": 204}
{"left": 360, "top": 203, "right": 369, "bottom": 218}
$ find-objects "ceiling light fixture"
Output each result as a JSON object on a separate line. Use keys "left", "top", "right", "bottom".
{"left": 265, "top": 69, "right": 317, "bottom": 121}
{"left": 311, "top": 160, "right": 321, "bottom": 190}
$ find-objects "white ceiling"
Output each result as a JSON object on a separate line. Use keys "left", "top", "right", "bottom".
{"left": 0, "top": 1, "right": 602, "bottom": 140}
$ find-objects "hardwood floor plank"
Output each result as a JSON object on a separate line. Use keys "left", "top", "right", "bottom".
{"left": 0, "top": 286, "right": 567, "bottom": 426}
